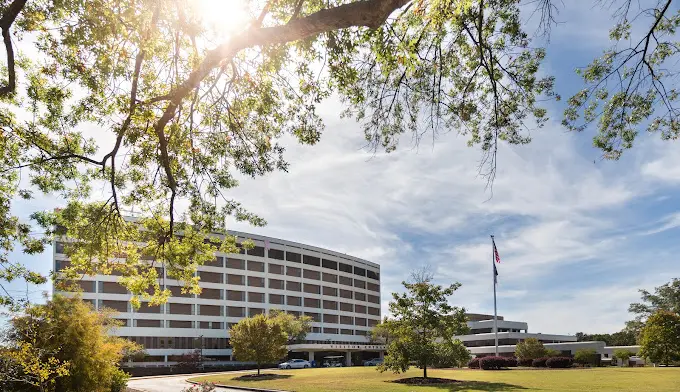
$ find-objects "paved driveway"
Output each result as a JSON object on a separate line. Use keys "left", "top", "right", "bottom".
{"left": 127, "top": 372, "right": 247, "bottom": 392}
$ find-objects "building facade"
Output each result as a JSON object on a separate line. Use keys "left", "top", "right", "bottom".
{"left": 54, "top": 230, "right": 383, "bottom": 366}
{"left": 459, "top": 314, "right": 641, "bottom": 362}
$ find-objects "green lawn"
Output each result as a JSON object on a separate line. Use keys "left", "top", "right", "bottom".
{"left": 191, "top": 366, "right": 680, "bottom": 392}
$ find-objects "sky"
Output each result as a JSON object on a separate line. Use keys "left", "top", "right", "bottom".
{"left": 5, "top": 2, "right": 680, "bottom": 335}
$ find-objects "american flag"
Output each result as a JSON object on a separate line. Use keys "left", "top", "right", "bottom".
{"left": 493, "top": 239, "right": 501, "bottom": 263}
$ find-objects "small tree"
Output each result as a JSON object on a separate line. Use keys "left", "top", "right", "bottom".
{"left": 515, "top": 338, "right": 547, "bottom": 361}
{"left": 377, "top": 277, "right": 469, "bottom": 379}
{"left": 574, "top": 349, "right": 599, "bottom": 367}
{"left": 229, "top": 314, "right": 288, "bottom": 375}
{"left": 0, "top": 295, "right": 141, "bottom": 392}
{"left": 545, "top": 349, "right": 561, "bottom": 358}
{"left": 639, "top": 311, "right": 680, "bottom": 366}
{"left": 613, "top": 349, "right": 635, "bottom": 366}
{"left": 268, "top": 310, "right": 312, "bottom": 344}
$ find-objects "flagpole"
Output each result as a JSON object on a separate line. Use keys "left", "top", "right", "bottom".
{"left": 491, "top": 235, "right": 498, "bottom": 356}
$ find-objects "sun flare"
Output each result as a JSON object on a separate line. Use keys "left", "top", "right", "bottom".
{"left": 193, "top": 0, "right": 251, "bottom": 36}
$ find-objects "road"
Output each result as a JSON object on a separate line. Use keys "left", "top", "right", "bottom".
{"left": 127, "top": 372, "right": 247, "bottom": 392}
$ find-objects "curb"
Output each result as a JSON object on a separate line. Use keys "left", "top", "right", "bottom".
{"left": 187, "top": 379, "right": 290, "bottom": 392}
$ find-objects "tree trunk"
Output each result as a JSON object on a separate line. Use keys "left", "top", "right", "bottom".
{"left": 257, "top": 364, "right": 261, "bottom": 375}
{"left": 423, "top": 363, "right": 427, "bottom": 379}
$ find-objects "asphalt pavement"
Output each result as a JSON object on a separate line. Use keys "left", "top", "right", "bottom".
{"left": 127, "top": 372, "right": 249, "bottom": 392}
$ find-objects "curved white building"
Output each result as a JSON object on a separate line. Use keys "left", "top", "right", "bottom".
{"left": 54, "top": 230, "right": 382, "bottom": 366}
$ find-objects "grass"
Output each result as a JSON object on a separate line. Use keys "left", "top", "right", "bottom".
{"left": 191, "top": 366, "right": 680, "bottom": 392}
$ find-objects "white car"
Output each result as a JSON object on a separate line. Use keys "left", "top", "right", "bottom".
{"left": 278, "top": 359, "right": 311, "bottom": 369}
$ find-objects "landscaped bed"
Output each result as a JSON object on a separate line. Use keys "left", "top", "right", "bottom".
{"left": 190, "top": 366, "right": 680, "bottom": 391}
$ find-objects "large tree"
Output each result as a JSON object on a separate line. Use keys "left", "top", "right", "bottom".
{"left": 626, "top": 278, "right": 680, "bottom": 339}
{"left": 378, "top": 277, "right": 469, "bottom": 379}
{"left": 514, "top": 337, "right": 546, "bottom": 361}
{"left": 0, "top": 295, "right": 141, "bottom": 392}
{"left": 268, "top": 309, "right": 312, "bottom": 344}
{"left": 229, "top": 313, "right": 289, "bottom": 375}
{"left": 0, "top": 0, "right": 678, "bottom": 306}
{"left": 639, "top": 310, "right": 680, "bottom": 365}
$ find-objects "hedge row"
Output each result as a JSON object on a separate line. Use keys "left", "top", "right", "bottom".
{"left": 530, "top": 357, "right": 573, "bottom": 368}
{"left": 468, "top": 356, "right": 517, "bottom": 370}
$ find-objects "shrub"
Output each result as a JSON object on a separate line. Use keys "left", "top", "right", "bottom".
{"left": 480, "top": 356, "right": 509, "bottom": 370}
{"left": 532, "top": 357, "right": 549, "bottom": 367}
{"left": 109, "top": 368, "right": 130, "bottom": 392}
{"left": 505, "top": 357, "right": 518, "bottom": 367}
{"left": 574, "top": 349, "right": 599, "bottom": 366}
{"left": 518, "top": 358, "right": 534, "bottom": 367}
{"left": 181, "top": 383, "right": 216, "bottom": 392}
{"left": 546, "top": 357, "right": 573, "bottom": 368}
{"left": 467, "top": 357, "right": 480, "bottom": 369}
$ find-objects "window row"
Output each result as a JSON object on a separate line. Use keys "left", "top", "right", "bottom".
{"left": 124, "top": 336, "right": 231, "bottom": 350}
{"left": 55, "top": 242, "right": 380, "bottom": 282}
{"left": 79, "top": 280, "right": 380, "bottom": 304}
{"left": 99, "top": 299, "right": 381, "bottom": 317}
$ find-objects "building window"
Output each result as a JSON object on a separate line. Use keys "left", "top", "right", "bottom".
{"left": 168, "top": 303, "right": 192, "bottom": 315}
{"left": 169, "top": 320, "right": 193, "bottom": 328}
{"left": 323, "top": 286, "right": 337, "bottom": 296}
{"left": 168, "top": 285, "right": 193, "bottom": 298}
{"left": 247, "top": 276, "right": 265, "bottom": 288}
{"left": 304, "top": 298, "right": 320, "bottom": 308}
{"left": 323, "top": 314, "right": 338, "bottom": 324}
{"left": 353, "top": 266, "right": 366, "bottom": 277}
{"left": 248, "top": 308, "right": 265, "bottom": 317}
{"left": 226, "top": 258, "right": 245, "bottom": 270}
{"left": 303, "top": 269, "right": 321, "bottom": 280}
{"left": 322, "top": 273, "right": 338, "bottom": 283}
{"left": 355, "top": 317, "right": 367, "bottom": 326}
{"left": 322, "top": 259, "right": 337, "bottom": 270}
{"left": 269, "top": 278, "right": 285, "bottom": 290}
{"left": 339, "top": 289, "right": 353, "bottom": 299}
{"left": 339, "top": 263, "right": 352, "bottom": 273}
{"left": 286, "top": 281, "right": 302, "bottom": 292}
{"left": 304, "top": 312, "right": 321, "bottom": 322}
{"left": 199, "top": 305, "right": 222, "bottom": 316}
{"left": 286, "top": 251, "right": 301, "bottom": 263}
{"left": 248, "top": 292, "right": 265, "bottom": 303}
{"left": 367, "top": 282, "right": 380, "bottom": 292}
{"left": 355, "top": 292, "right": 366, "bottom": 301}
{"left": 268, "top": 263, "right": 284, "bottom": 275}
{"left": 247, "top": 260, "right": 265, "bottom": 272}
{"left": 205, "top": 256, "right": 224, "bottom": 267}
{"left": 355, "top": 305, "right": 367, "bottom": 313}
{"left": 286, "top": 266, "right": 301, "bottom": 277}
{"left": 323, "top": 300, "right": 338, "bottom": 310}
{"left": 312, "top": 327, "right": 321, "bottom": 333}
{"left": 100, "top": 281, "right": 126, "bottom": 294}
{"left": 199, "top": 271, "right": 223, "bottom": 284}
{"left": 304, "top": 283, "right": 321, "bottom": 294}
{"left": 227, "top": 306, "right": 245, "bottom": 317}
{"left": 248, "top": 246, "right": 265, "bottom": 257}
{"left": 268, "top": 248, "right": 285, "bottom": 260}
{"left": 367, "top": 295, "right": 380, "bottom": 304}
{"left": 199, "top": 288, "right": 222, "bottom": 300}
{"left": 138, "top": 302, "right": 162, "bottom": 314}
{"left": 303, "top": 255, "right": 321, "bottom": 267}
{"left": 341, "top": 329, "right": 354, "bottom": 335}
{"left": 287, "top": 296, "right": 302, "bottom": 307}
{"left": 340, "top": 316, "right": 353, "bottom": 325}
{"left": 136, "top": 319, "right": 161, "bottom": 328}
{"left": 227, "top": 290, "right": 245, "bottom": 301}
{"left": 354, "top": 279, "right": 366, "bottom": 289}
{"left": 368, "top": 307, "right": 380, "bottom": 316}
{"left": 227, "top": 274, "right": 245, "bottom": 285}
{"left": 367, "top": 319, "right": 378, "bottom": 327}
{"left": 269, "top": 294, "right": 285, "bottom": 305}
{"left": 323, "top": 328, "right": 338, "bottom": 334}
{"left": 340, "top": 302, "right": 353, "bottom": 312}
{"left": 366, "top": 270, "right": 379, "bottom": 280}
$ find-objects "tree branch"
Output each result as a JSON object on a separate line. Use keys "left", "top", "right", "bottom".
{"left": 0, "top": 0, "right": 27, "bottom": 97}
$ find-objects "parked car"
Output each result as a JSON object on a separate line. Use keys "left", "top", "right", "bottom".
{"left": 363, "top": 358, "right": 383, "bottom": 366}
{"left": 278, "top": 359, "right": 311, "bottom": 369}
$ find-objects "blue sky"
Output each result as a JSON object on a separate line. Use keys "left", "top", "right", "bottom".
{"left": 6, "top": 2, "right": 680, "bottom": 335}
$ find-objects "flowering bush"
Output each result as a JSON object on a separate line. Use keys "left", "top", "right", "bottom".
{"left": 531, "top": 357, "right": 549, "bottom": 367}
{"left": 467, "top": 357, "right": 480, "bottom": 369}
{"left": 518, "top": 358, "right": 534, "bottom": 367}
{"left": 546, "top": 357, "right": 573, "bottom": 368}
{"left": 480, "top": 356, "right": 512, "bottom": 370}
{"left": 181, "top": 382, "right": 216, "bottom": 392}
